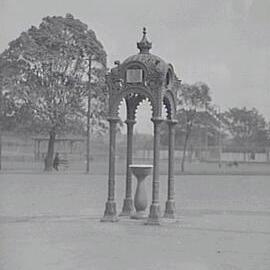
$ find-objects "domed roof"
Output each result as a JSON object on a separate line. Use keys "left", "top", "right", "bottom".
{"left": 122, "top": 53, "right": 169, "bottom": 76}
{"left": 121, "top": 28, "right": 169, "bottom": 76}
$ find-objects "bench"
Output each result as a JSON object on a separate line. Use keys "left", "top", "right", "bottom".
{"left": 226, "top": 161, "right": 239, "bottom": 167}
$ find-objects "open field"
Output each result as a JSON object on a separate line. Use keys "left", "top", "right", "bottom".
{"left": 0, "top": 173, "right": 270, "bottom": 270}
{"left": 2, "top": 158, "right": 270, "bottom": 175}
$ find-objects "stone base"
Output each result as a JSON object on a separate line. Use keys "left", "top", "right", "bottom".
{"left": 131, "top": 211, "right": 147, "bottom": 220}
{"left": 145, "top": 218, "right": 161, "bottom": 225}
{"left": 100, "top": 201, "right": 119, "bottom": 222}
{"left": 145, "top": 204, "right": 161, "bottom": 225}
{"left": 119, "top": 198, "right": 134, "bottom": 216}
{"left": 164, "top": 200, "right": 176, "bottom": 219}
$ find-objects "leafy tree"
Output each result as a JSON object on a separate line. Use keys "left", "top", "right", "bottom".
{"left": 177, "top": 82, "right": 211, "bottom": 172}
{"left": 0, "top": 62, "right": 22, "bottom": 170}
{"left": 224, "top": 107, "right": 269, "bottom": 159}
{"left": 0, "top": 14, "right": 107, "bottom": 170}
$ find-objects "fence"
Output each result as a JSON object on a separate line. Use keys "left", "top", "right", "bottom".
{"left": 1, "top": 134, "right": 270, "bottom": 173}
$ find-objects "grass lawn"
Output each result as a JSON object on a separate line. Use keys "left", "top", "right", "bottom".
{"left": 2, "top": 158, "right": 270, "bottom": 176}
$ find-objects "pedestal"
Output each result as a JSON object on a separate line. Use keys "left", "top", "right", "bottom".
{"left": 129, "top": 165, "right": 152, "bottom": 219}
{"left": 145, "top": 204, "right": 161, "bottom": 225}
{"left": 164, "top": 200, "right": 176, "bottom": 219}
{"left": 120, "top": 198, "right": 134, "bottom": 216}
{"left": 100, "top": 201, "right": 119, "bottom": 222}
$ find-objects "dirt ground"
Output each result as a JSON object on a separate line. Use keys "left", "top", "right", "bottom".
{"left": 0, "top": 173, "right": 270, "bottom": 270}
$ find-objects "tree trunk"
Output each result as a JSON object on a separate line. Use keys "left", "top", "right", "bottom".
{"left": 0, "top": 133, "right": 2, "bottom": 171}
{"left": 181, "top": 131, "right": 190, "bottom": 172}
{"left": 0, "top": 84, "right": 2, "bottom": 171}
{"left": 86, "top": 56, "right": 92, "bottom": 173}
{"left": 44, "top": 129, "right": 56, "bottom": 171}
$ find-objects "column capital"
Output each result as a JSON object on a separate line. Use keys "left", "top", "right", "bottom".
{"left": 125, "top": 119, "right": 136, "bottom": 125}
{"left": 151, "top": 117, "right": 163, "bottom": 124}
{"left": 107, "top": 117, "right": 121, "bottom": 123}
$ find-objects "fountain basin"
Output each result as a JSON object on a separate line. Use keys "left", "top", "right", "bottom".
{"left": 129, "top": 164, "right": 153, "bottom": 178}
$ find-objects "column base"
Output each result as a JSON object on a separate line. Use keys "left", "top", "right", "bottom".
{"left": 164, "top": 200, "right": 176, "bottom": 219}
{"left": 119, "top": 198, "right": 134, "bottom": 216}
{"left": 100, "top": 201, "right": 119, "bottom": 222}
{"left": 145, "top": 204, "right": 161, "bottom": 225}
{"left": 131, "top": 211, "right": 147, "bottom": 219}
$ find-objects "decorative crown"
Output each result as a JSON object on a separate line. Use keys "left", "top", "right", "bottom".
{"left": 137, "top": 27, "right": 152, "bottom": 54}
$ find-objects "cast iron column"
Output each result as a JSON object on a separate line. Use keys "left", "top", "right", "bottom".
{"left": 164, "top": 119, "right": 177, "bottom": 218}
{"left": 101, "top": 117, "right": 119, "bottom": 222}
{"left": 146, "top": 117, "right": 163, "bottom": 225}
{"left": 120, "top": 119, "right": 136, "bottom": 216}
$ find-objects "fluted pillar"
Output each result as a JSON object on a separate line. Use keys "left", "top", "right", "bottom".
{"left": 146, "top": 117, "right": 163, "bottom": 225}
{"left": 120, "top": 119, "right": 136, "bottom": 216}
{"left": 101, "top": 117, "right": 119, "bottom": 222}
{"left": 164, "top": 119, "right": 177, "bottom": 218}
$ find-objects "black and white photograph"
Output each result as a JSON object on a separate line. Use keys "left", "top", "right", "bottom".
{"left": 0, "top": 0, "right": 270, "bottom": 269}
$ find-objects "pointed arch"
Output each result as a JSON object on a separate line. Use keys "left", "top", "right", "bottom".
{"left": 163, "top": 90, "right": 177, "bottom": 120}
{"left": 110, "top": 86, "right": 157, "bottom": 118}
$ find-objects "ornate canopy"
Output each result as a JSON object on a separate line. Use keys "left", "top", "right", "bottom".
{"left": 106, "top": 27, "right": 181, "bottom": 120}
{"left": 102, "top": 28, "right": 180, "bottom": 225}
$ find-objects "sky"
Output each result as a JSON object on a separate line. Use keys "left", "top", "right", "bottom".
{"left": 0, "top": 0, "right": 269, "bottom": 133}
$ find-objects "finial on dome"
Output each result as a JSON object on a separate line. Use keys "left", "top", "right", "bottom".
{"left": 137, "top": 27, "right": 152, "bottom": 54}
{"left": 143, "top": 27, "right": 146, "bottom": 35}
